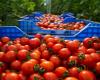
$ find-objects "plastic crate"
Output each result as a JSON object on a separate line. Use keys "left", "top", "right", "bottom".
{"left": 60, "top": 12, "right": 75, "bottom": 18}
{"left": 0, "top": 26, "right": 28, "bottom": 40}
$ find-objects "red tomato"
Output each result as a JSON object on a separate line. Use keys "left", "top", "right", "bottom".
{"left": 39, "top": 43, "right": 47, "bottom": 52}
{"left": 20, "top": 37, "right": 29, "bottom": 45}
{"left": 43, "top": 72, "right": 57, "bottom": 80}
{"left": 50, "top": 55, "right": 61, "bottom": 68}
{"left": 93, "top": 42, "right": 100, "bottom": 50}
{"left": 90, "top": 53, "right": 100, "bottom": 63}
{"left": 46, "top": 37, "right": 55, "bottom": 43}
{"left": 0, "top": 41, "right": 3, "bottom": 47}
{"left": 1, "top": 72, "right": 19, "bottom": 80}
{"left": 78, "top": 46, "right": 87, "bottom": 54}
{"left": 17, "top": 49, "right": 29, "bottom": 61}
{"left": 67, "top": 56, "right": 78, "bottom": 67}
{"left": 41, "top": 50, "right": 50, "bottom": 60}
{"left": 11, "top": 60, "right": 21, "bottom": 71}
{"left": 64, "top": 77, "right": 78, "bottom": 80}
{"left": 0, "top": 52, "right": 5, "bottom": 61}
{"left": 47, "top": 42, "right": 54, "bottom": 48}
{"left": 55, "top": 67, "right": 68, "bottom": 78}
{"left": 18, "top": 73, "right": 26, "bottom": 80}
{"left": 1, "top": 36, "right": 10, "bottom": 43}
{"left": 52, "top": 43, "right": 64, "bottom": 53}
{"left": 86, "top": 48, "right": 96, "bottom": 54}
{"left": 8, "top": 45, "right": 17, "bottom": 51}
{"left": 34, "top": 33, "right": 42, "bottom": 39}
{"left": 40, "top": 61, "right": 54, "bottom": 71}
{"left": 83, "top": 38, "right": 93, "bottom": 48}
{"left": 29, "top": 38, "right": 41, "bottom": 48}
{"left": 66, "top": 40, "right": 80, "bottom": 52}
{"left": 21, "top": 59, "right": 38, "bottom": 75}
{"left": 28, "top": 73, "right": 44, "bottom": 80}
{"left": 4, "top": 50, "right": 16, "bottom": 63}
{"left": 95, "top": 62, "right": 100, "bottom": 74}
{"left": 58, "top": 48, "right": 71, "bottom": 59}
{"left": 68, "top": 67, "right": 79, "bottom": 78}
{"left": 44, "top": 34, "right": 53, "bottom": 41}
{"left": 79, "top": 70, "right": 96, "bottom": 80}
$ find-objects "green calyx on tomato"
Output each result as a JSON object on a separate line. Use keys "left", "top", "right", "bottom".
{"left": 78, "top": 53, "right": 85, "bottom": 60}
{"left": 34, "top": 64, "right": 40, "bottom": 72}
{"left": 0, "top": 62, "right": 3, "bottom": 67}
{"left": 63, "top": 71, "right": 69, "bottom": 78}
{"left": 39, "top": 67, "right": 46, "bottom": 75}
{"left": 68, "top": 60, "right": 77, "bottom": 67}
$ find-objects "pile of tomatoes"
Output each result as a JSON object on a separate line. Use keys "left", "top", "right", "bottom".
{"left": 0, "top": 34, "right": 100, "bottom": 80}
{"left": 36, "top": 14, "right": 86, "bottom": 30}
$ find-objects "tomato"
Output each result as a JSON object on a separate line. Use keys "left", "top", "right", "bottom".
{"left": 58, "top": 48, "right": 71, "bottom": 59}
{"left": 43, "top": 72, "right": 57, "bottom": 80}
{"left": 21, "top": 59, "right": 38, "bottom": 75}
{"left": 93, "top": 42, "right": 100, "bottom": 50}
{"left": 44, "top": 34, "right": 53, "bottom": 41}
{"left": 18, "top": 73, "right": 26, "bottom": 80}
{"left": 52, "top": 43, "right": 64, "bottom": 53}
{"left": 46, "top": 37, "right": 55, "bottom": 43}
{"left": 0, "top": 41, "right": 3, "bottom": 47}
{"left": 20, "top": 37, "right": 29, "bottom": 45}
{"left": 1, "top": 36, "right": 10, "bottom": 43}
{"left": 28, "top": 73, "right": 44, "bottom": 80}
{"left": 34, "top": 33, "right": 42, "bottom": 39}
{"left": 78, "top": 46, "right": 87, "bottom": 54}
{"left": 15, "top": 43, "right": 22, "bottom": 50}
{"left": 50, "top": 55, "right": 61, "bottom": 68}
{"left": 47, "top": 42, "right": 54, "bottom": 48}
{"left": 29, "top": 38, "right": 41, "bottom": 48}
{"left": 79, "top": 70, "right": 96, "bottom": 80}
{"left": 64, "top": 77, "right": 78, "bottom": 80}
{"left": 0, "top": 52, "right": 5, "bottom": 61}
{"left": 95, "top": 62, "right": 100, "bottom": 74}
{"left": 1, "top": 72, "right": 19, "bottom": 80}
{"left": 30, "top": 50, "right": 41, "bottom": 60}
{"left": 17, "top": 49, "right": 29, "bottom": 61}
{"left": 8, "top": 44, "right": 17, "bottom": 51}
{"left": 86, "top": 48, "right": 96, "bottom": 54}
{"left": 39, "top": 43, "right": 47, "bottom": 52}
{"left": 67, "top": 56, "right": 78, "bottom": 67}
{"left": 40, "top": 61, "right": 54, "bottom": 71}
{"left": 68, "top": 67, "right": 79, "bottom": 78}
{"left": 23, "top": 45, "right": 30, "bottom": 50}
{"left": 11, "top": 60, "right": 21, "bottom": 71}
{"left": 90, "top": 53, "right": 100, "bottom": 63}
{"left": 4, "top": 50, "right": 16, "bottom": 63}
{"left": 83, "top": 38, "right": 93, "bottom": 48}
{"left": 55, "top": 67, "right": 68, "bottom": 78}
{"left": 41, "top": 50, "right": 50, "bottom": 60}
{"left": 66, "top": 40, "right": 80, "bottom": 52}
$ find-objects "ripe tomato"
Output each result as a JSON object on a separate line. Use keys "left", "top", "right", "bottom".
{"left": 55, "top": 67, "right": 68, "bottom": 78}
{"left": 28, "top": 73, "right": 44, "bottom": 80}
{"left": 79, "top": 70, "right": 96, "bottom": 80}
{"left": 43, "top": 72, "right": 57, "bottom": 80}
{"left": 46, "top": 37, "right": 55, "bottom": 43}
{"left": 86, "top": 48, "right": 96, "bottom": 54}
{"left": 64, "top": 77, "right": 78, "bottom": 80}
{"left": 68, "top": 67, "right": 79, "bottom": 78}
{"left": 52, "top": 43, "right": 64, "bottom": 53}
{"left": 95, "top": 62, "right": 100, "bottom": 74}
{"left": 93, "top": 42, "right": 100, "bottom": 50}
{"left": 83, "top": 38, "right": 93, "bottom": 48}
{"left": 34, "top": 33, "right": 42, "bottom": 39}
{"left": 1, "top": 36, "right": 10, "bottom": 43}
{"left": 1, "top": 72, "right": 19, "bottom": 80}
{"left": 18, "top": 73, "right": 26, "bottom": 80}
{"left": 29, "top": 38, "right": 41, "bottom": 48}
{"left": 21, "top": 59, "right": 38, "bottom": 75}
{"left": 4, "top": 50, "right": 16, "bottom": 63}
{"left": 17, "top": 49, "right": 29, "bottom": 61}
{"left": 47, "top": 42, "right": 54, "bottom": 48}
{"left": 50, "top": 55, "right": 61, "bottom": 68}
{"left": 11, "top": 60, "right": 21, "bottom": 71}
{"left": 90, "top": 53, "right": 100, "bottom": 63}
{"left": 66, "top": 40, "right": 80, "bottom": 52}
{"left": 20, "top": 37, "right": 29, "bottom": 45}
{"left": 0, "top": 52, "right": 5, "bottom": 61}
{"left": 8, "top": 45, "right": 17, "bottom": 51}
{"left": 43, "top": 34, "right": 53, "bottom": 41}
{"left": 40, "top": 61, "right": 54, "bottom": 71}
{"left": 58, "top": 48, "right": 71, "bottom": 59}
{"left": 41, "top": 50, "right": 50, "bottom": 60}
{"left": 39, "top": 43, "right": 47, "bottom": 52}
{"left": 78, "top": 46, "right": 87, "bottom": 54}
{"left": 0, "top": 62, "right": 7, "bottom": 74}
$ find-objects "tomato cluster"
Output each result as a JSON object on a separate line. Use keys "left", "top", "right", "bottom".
{"left": 36, "top": 14, "right": 86, "bottom": 30}
{"left": 0, "top": 34, "right": 100, "bottom": 80}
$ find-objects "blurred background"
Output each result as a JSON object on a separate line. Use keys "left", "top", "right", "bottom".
{"left": 0, "top": 0, "right": 100, "bottom": 26}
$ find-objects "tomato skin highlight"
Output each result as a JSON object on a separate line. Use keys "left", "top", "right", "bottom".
{"left": 64, "top": 77, "right": 78, "bottom": 80}
{"left": 95, "top": 62, "right": 100, "bottom": 74}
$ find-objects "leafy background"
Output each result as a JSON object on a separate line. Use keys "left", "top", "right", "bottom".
{"left": 0, "top": 0, "right": 100, "bottom": 25}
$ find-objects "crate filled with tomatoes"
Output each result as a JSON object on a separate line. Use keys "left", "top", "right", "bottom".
{"left": 0, "top": 34, "right": 100, "bottom": 80}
